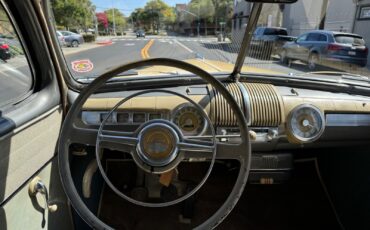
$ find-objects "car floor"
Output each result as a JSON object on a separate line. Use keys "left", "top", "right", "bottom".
{"left": 98, "top": 160, "right": 342, "bottom": 230}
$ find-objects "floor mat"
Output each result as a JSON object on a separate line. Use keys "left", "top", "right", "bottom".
{"left": 98, "top": 160, "right": 341, "bottom": 230}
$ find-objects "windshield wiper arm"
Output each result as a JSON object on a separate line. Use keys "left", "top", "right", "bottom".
{"left": 231, "top": 2, "right": 263, "bottom": 81}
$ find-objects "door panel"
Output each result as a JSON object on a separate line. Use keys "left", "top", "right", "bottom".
{"left": 0, "top": 107, "right": 62, "bottom": 203}
{"left": 0, "top": 0, "right": 70, "bottom": 229}
{"left": 0, "top": 157, "right": 73, "bottom": 230}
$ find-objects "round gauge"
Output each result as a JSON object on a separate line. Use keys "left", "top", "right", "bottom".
{"left": 287, "top": 104, "right": 325, "bottom": 143}
{"left": 172, "top": 105, "right": 206, "bottom": 136}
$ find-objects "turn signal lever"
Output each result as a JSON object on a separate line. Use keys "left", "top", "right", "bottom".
{"left": 29, "top": 177, "right": 58, "bottom": 213}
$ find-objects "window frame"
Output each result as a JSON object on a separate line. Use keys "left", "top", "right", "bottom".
{"left": 0, "top": 0, "right": 35, "bottom": 110}
{"left": 296, "top": 33, "right": 308, "bottom": 43}
{"left": 358, "top": 5, "right": 370, "bottom": 21}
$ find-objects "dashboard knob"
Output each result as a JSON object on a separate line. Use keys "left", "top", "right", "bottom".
{"left": 249, "top": 130, "right": 257, "bottom": 141}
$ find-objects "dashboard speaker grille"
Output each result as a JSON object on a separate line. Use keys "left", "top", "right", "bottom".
{"left": 242, "top": 83, "right": 282, "bottom": 127}
{"left": 210, "top": 83, "right": 244, "bottom": 126}
{"left": 210, "top": 83, "right": 282, "bottom": 127}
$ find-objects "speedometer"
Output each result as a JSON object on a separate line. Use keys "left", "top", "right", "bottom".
{"left": 172, "top": 105, "right": 206, "bottom": 136}
{"left": 287, "top": 104, "right": 325, "bottom": 143}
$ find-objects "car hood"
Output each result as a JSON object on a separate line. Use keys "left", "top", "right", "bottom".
{"left": 135, "top": 58, "right": 282, "bottom": 76}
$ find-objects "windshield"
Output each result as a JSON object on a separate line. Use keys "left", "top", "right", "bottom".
{"left": 334, "top": 35, "right": 365, "bottom": 46}
{"left": 50, "top": 0, "right": 370, "bottom": 81}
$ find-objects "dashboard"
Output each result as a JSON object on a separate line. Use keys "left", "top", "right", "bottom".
{"left": 80, "top": 82, "right": 370, "bottom": 151}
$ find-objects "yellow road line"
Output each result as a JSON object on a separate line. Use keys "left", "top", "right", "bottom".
{"left": 140, "top": 39, "right": 154, "bottom": 59}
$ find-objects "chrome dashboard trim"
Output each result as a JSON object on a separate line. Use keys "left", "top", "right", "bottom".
{"left": 170, "top": 103, "right": 208, "bottom": 136}
{"left": 236, "top": 82, "right": 251, "bottom": 125}
{"left": 286, "top": 104, "right": 325, "bottom": 143}
{"left": 326, "top": 114, "right": 370, "bottom": 127}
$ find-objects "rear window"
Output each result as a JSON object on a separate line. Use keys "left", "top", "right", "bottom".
{"left": 335, "top": 35, "right": 365, "bottom": 46}
{"left": 263, "top": 28, "right": 288, "bottom": 36}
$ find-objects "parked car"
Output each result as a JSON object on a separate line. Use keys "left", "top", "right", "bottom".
{"left": 280, "top": 30, "right": 368, "bottom": 70}
{"left": 58, "top": 30, "right": 84, "bottom": 47}
{"left": 249, "top": 27, "right": 296, "bottom": 59}
{"left": 56, "top": 31, "right": 66, "bottom": 46}
{"left": 0, "top": 40, "right": 11, "bottom": 61}
{"left": 136, "top": 30, "right": 145, "bottom": 38}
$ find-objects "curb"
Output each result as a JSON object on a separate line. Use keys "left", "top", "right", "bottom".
{"left": 96, "top": 40, "right": 113, "bottom": 45}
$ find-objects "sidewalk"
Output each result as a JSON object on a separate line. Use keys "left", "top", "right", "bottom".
{"left": 61, "top": 43, "right": 99, "bottom": 56}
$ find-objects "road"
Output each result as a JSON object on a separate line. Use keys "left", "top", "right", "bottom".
{"left": 1, "top": 35, "right": 367, "bottom": 106}
{"left": 63, "top": 35, "right": 309, "bottom": 79}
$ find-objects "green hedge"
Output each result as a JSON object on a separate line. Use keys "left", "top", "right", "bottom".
{"left": 9, "top": 45, "right": 24, "bottom": 56}
{"left": 83, "top": 34, "right": 95, "bottom": 43}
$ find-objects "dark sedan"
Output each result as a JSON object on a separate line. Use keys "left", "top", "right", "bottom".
{"left": 136, "top": 30, "right": 145, "bottom": 38}
{"left": 58, "top": 31, "right": 84, "bottom": 47}
{"left": 280, "top": 30, "right": 368, "bottom": 70}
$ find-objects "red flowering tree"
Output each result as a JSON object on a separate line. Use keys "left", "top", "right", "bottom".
{"left": 96, "top": 12, "right": 108, "bottom": 29}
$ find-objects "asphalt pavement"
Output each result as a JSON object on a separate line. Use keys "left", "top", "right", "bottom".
{"left": 64, "top": 35, "right": 309, "bottom": 79}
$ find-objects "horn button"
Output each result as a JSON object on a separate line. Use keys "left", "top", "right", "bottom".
{"left": 137, "top": 123, "right": 180, "bottom": 167}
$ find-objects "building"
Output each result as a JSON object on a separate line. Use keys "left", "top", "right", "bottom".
{"left": 232, "top": 1, "right": 281, "bottom": 45}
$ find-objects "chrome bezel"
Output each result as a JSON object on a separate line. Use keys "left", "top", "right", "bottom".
{"left": 136, "top": 122, "right": 180, "bottom": 167}
{"left": 286, "top": 104, "right": 325, "bottom": 143}
{"left": 171, "top": 103, "right": 208, "bottom": 136}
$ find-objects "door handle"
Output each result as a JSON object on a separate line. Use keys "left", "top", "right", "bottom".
{"left": 29, "top": 177, "right": 58, "bottom": 213}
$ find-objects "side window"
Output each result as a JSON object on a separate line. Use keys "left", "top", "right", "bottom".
{"left": 297, "top": 34, "right": 308, "bottom": 42}
{"left": 0, "top": 4, "right": 32, "bottom": 108}
{"left": 307, "top": 33, "right": 320, "bottom": 41}
{"left": 318, "top": 34, "right": 327, "bottom": 42}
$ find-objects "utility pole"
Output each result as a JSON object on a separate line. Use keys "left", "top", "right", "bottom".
{"left": 112, "top": 0, "right": 116, "bottom": 35}
{"left": 179, "top": 9, "right": 199, "bottom": 36}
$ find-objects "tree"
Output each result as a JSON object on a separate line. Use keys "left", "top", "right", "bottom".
{"left": 130, "top": 0, "right": 177, "bottom": 33}
{"left": 188, "top": 0, "right": 215, "bottom": 35}
{"left": 162, "top": 7, "right": 176, "bottom": 28}
{"left": 51, "top": 0, "right": 94, "bottom": 31}
{"left": 104, "top": 8, "right": 126, "bottom": 34}
{"left": 96, "top": 12, "right": 108, "bottom": 33}
{"left": 212, "top": 0, "right": 233, "bottom": 32}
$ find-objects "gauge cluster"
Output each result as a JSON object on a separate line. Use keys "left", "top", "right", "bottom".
{"left": 171, "top": 104, "right": 207, "bottom": 136}
{"left": 286, "top": 104, "right": 325, "bottom": 143}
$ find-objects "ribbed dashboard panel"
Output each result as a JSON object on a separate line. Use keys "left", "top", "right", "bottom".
{"left": 242, "top": 83, "right": 282, "bottom": 127}
{"left": 210, "top": 83, "right": 244, "bottom": 126}
{"left": 210, "top": 83, "right": 282, "bottom": 127}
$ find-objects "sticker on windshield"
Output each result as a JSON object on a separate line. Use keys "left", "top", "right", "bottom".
{"left": 71, "top": 59, "right": 94, "bottom": 73}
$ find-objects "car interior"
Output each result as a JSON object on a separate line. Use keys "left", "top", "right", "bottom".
{"left": 1, "top": 0, "right": 370, "bottom": 229}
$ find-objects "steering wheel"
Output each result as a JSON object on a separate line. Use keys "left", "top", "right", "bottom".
{"left": 58, "top": 58, "right": 251, "bottom": 229}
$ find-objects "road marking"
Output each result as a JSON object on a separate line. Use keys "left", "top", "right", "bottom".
{"left": 124, "top": 43, "right": 135, "bottom": 46}
{"left": 141, "top": 39, "right": 154, "bottom": 59}
{"left": 174, "top": 39, "right": 193, "bottom": 53}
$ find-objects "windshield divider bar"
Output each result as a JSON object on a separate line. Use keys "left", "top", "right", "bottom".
{"left": 231, "top": 3, "right": 263, "bottom": 81}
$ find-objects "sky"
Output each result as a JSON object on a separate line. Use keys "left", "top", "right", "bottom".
{"left": 92, "top": 0, "right": 188, "bottom": 15}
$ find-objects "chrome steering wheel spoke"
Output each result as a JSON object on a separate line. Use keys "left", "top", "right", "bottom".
{"left": 98, "top": 131, "right": 138, "bottom": 153}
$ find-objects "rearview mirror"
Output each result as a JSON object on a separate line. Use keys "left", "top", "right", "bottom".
{"left": 246, "top": 0, "right": 297, "bottom": 3}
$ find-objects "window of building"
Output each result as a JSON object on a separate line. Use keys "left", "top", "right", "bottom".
{"left": 359, "top": 6, "right": 370, "bottom": 20}
{"left": 0, "top": 4, "right": 33, "bottom": 108}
